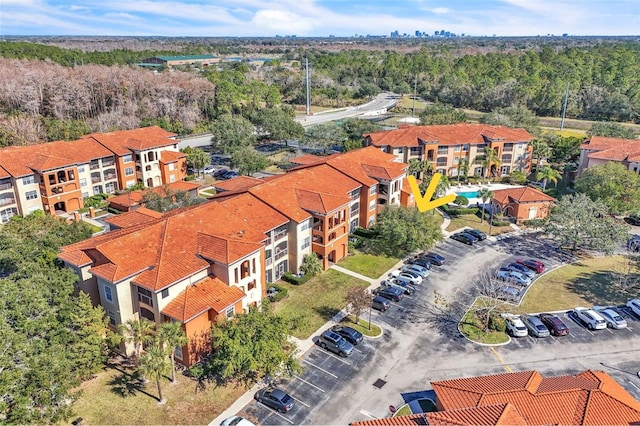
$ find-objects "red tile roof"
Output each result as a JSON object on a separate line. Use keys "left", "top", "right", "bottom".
{"left": 60, "top": 194, "right": 286, "bottom": 291}
{"left": 108, "top": 181, "right": 201, "bottom": 211}
{"left": 159, "top": 150, "right": 185, "bottom": 163}
{"left": 492, "top": 187, "right": 556, "bottom": 204}
{"left": 104, "top": 207, "right": 164, "bottom": 228}
{"left": 83, "top": 126, "right": 177, "bottom": 155}
{"left": 213, "top": 176, "right": 263, "bottom": 192}
{"left": 161, "top": 276, "right": 245, "bottom": 322}
{"left": 581, "top": 136, "right": 640, "bottom": 162}
{"left": 365, "top": 124, "right": 533, "bottom": 148}
{"left": 351, "top": 414, "right": 428, "bottom": 426}
{"left": 426, "top": 403, "right": 526, "bottom": 426}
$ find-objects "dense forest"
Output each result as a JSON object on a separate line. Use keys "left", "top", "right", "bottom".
{"left": 0, "top": 38, "right": 638, "bottom": 146}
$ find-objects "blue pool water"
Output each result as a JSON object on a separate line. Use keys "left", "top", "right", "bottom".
{"left": 456, "top": 191, "right": 479, "bottom": 198}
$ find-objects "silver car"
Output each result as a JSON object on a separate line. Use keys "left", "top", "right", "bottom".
{"left": 520, "top": 314, "right": 550, "bottom": 337}
{"left": 599, "top": 309, "right": 627, "bottom": 329}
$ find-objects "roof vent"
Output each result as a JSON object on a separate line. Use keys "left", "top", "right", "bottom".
{"left": 237, "top": 230, "right": 245, "bottom": 237}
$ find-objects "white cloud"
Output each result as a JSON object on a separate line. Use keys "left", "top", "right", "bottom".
{"left": 431, "top": 7, "right": 449, "bottom": 14}
{"left": 250, "top": 9, "right": 315, "bottom": 33}
{"left": 103, "top": 12, "right": 139, "bottom": 20}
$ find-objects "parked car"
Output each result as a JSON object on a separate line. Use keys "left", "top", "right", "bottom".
{"left": 516, "top": 258, "right": 546, "bottom": 274}
{"left": 213, "top": 168, "right": 230, "bottom": 178}
{"left": 598, "top": 308, "right": 627, "bottom": 329}
{"left": 627, "top": 299, "right": 640, "bottom": 317}
{"left": 221, "top": 170, "right": 239, "bottom": 180}
{"left": 381, "top": 279, "right": 415, "bottom": 295}
{"left": 465, "top": 228, "right": 487, "bottom": 241}
{"left": 497, "top": 285, "right": 521, "bottom": 302}
{"left": 402, "top": 264, "right": 430, "bottom": 278}
{"left": 374, "top": 285, "right": 404, "bottom": 302}
{"left": 539, "top": 313, "right": 570, "bottom": 336}
{"left": 317, "top": 330, "right": 355, "bottom": 357}
{"left": 330, "top": 324, "right": 364, "bottom": 345}
{"left": 504, "top": 316, "right": 528, "bottom": 337}
{"left": 421, "top": 252, "right": 445, "bottom": 266}
{"left": 573, "top": 307, "right": 607, "bottom": 330}
{"left": 390, "top": 270, "right": 422, "bottom": 285}
{"left": 220, "top": 416, "right": 256, "bottom": 426}
{"left": 450, "top": 232, "right": 478, "bottom": 245}
{"left": 408, "top": 257, "right": 432, "bottom": 270}
{"left": 520, "top": 314, "right": 551, "bottom": 337}
{"left": 203, "top": 165, "right": 216, "bottom": 174}
{"left": 497, "top": 268, "right": 531, "bottom": 286}
{"left": 506, "top": 263, "right": 536, "bottom": 279}
{"left": 254, "top": 387, "right": 295, "bottom": 413}
{"left": 372, "top": 296, "right": 390, "bottom": 312}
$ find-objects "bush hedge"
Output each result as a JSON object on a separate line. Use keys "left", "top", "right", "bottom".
{"left": 353, "top": 227, "right": 378, "bottom": 238}
{"left": 269, "top": 284, "right": 288, "bottom": 301}
{"left": 441, "top": 204, "right": 479, "bottom": 216}
{"left": 282, "top": 272, "right": 311, "bottom": 285}
{"left": 488, "top": 314, "right": 507, "bottom": 332}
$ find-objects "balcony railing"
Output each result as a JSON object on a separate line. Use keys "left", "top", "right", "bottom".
{"left": 89, "top": 162, "right": 100, "bottom": 170}
{"left": 138, "top": 293, "right": 153, "bottom": 307}
{"left": 102, "top": 159, "right": 116, "bottom": 167}
{"left": 103, "top": 173, "right": 117, "bottom": 181}
{"left": 265, "top": 237, "right": 272, "bottom": 246}
{"left": 265, "top": 257, "right": 273, "bottom": 266}
{"left": 0, "top": 182, "right": 12, "bottom": 191}
{"left": 91, "top": 177, "right": 101, "bottom": 184}
{"left": 274, "top": 249, "right": 287, "bottom": 261}
{"left": 0, "top": 197, "right": 16, "bottom": 206}
{"left": 274, "top": 230, "right": 287, "bottom": 241}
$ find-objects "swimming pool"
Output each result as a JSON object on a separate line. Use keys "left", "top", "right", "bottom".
{"left": 455, "top": 191, "right": 479, "bottom": 199}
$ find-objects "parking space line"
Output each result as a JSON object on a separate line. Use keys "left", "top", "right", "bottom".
{"left": 293, "top": 375, "right": 325, "bottom": 393}
{"left": 317, "top": 348, "right": 352, "bottom": 365}
{"left": 303, "top": 359, "right": 339, "bottom": 378}
{"left": 628, "top": 326, "right": 633, "bottom": 331}
{"left": 360, "top": 410, "right": 378, "bottom": 419}
{"left": 290, "top": 395, "right": 310, "bottom": 408}
{"left": 490, "top": 347, "right": 512, "bottom": 373}
{"left": 605, "top": 328, "right": 614, "bottom": 334}
{"left": 258, "top": 406, "right": 294, "bottom": 424}
{"left": 629, "top": 381, "right": 640, "bottom": 392}
{"left": 584, "top": 328, "right": 594, "bottom": 336}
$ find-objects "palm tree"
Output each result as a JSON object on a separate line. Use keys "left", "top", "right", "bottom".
{"left": 457, "top": 157, "right": 469, "bottom": 184}
{"left": 477, "top": 188, "right": 494, "bottom": 223}
{"left": 158, "top": 322, "right": 189, "bottom": 384}
{"left": 408, "top": 159, "right": 434, "bottom": 178}
{"left": 536, "top": 166, "right": 562, "bottom": 190}
{"left": 481, "top": 147, "right": 501, "bottom": 181}
{"left": 530, "top": 139, "right": 551, "bottom": 170}
{"left": 139, "top": 342, "right": 171, "bottom": 404}
{"left": 300, "top": 253, "right": 322, "bottom": 277}
{"left": 120, "top": 318, "right": 155, "bottom": 363}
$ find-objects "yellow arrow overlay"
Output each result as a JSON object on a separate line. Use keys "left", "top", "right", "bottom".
{"left": 407, "top": 173, "right": 456, "bottom": 213}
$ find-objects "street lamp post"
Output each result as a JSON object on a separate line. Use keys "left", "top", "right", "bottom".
{"left": 368, "top": 290, "right": 372, "bottom": 330}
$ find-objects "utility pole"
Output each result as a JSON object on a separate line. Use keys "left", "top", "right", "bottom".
{"left": 560, "top": 82, "right": 569, "bottom": 130}
{"left": 305, "top": 57, "right": 310, "bottom": 116}
{"left": 412, "top": 74, "right": 418, "bottom": 117}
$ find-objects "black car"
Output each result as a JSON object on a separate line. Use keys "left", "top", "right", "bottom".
{"left": 371, "top": 296, "right": 390, "bottom": 311}
{"left": 382, "top": 279, "right": 415, "bottom": 295}
{"left": 465, "top": 228, "right": 487, "bottom": 241}
{"left": 374, "top": 286, "right": 403, "bottom": 302}
{"left": 222, "top": 170, "right": 239, "bottom": 179}
{"left": 213, "top": 168, "right": 230, "bottom": 178}
{"left": 330, "top": 324, "right": 364, "bottom": 345}
{"left": 254, "top": 387, "right": 295, "bottom": 413}
{"left": 421, "top": 253, "right": 445, "bottom": 266}
{"left": 408, "top": 258, "right": 432, "bottom": 269}
{"left": 450, "top": 232, "right": 478, "bottom": 245}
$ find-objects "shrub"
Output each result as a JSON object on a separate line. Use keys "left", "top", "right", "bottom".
{"left": 353, "top": 227, "right": 378, "bottom": 238}
{"left": 282, "top": 272, "right": 311, "bottom": 286}
{"left": 185, "top": 174, "right": 195, "bottom": 181}
{"left": 488, "top": 314, "right": 506, "bottom": 332}
{"left": 454, "top": 195, "right": 469, "bottom": 206}
{"left": 442, "top": 204, "right": 479, "bottom": 217}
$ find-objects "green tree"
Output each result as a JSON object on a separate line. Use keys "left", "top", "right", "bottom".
{"left": 507, "top": 170, "right": 527, "bottom": 185}
{"left": 230, "top": 146, "right": 269, "bottom": 176}
{"left": 158, "top": 322, "right": 189, "bottom": 384}
{"left": 477, "top": 188, "right": 494, "bottom": 223}
{"left": 138, "top": 343, "right": 171, "bottom": 404}
{"left": 547, "top": 135, "right": 583, "bottom": 165}
{"left": 408, "top": 158, "right": 429, "bottom": 178}
{"left": 300, "top": 253, "right": 322, "bottom": 277}
{"left": 588, "top": 122, "right": 637, "bottom": 139}
{"left": 339, "top": 118, "right": 382, "bottom": 151}
{"left": 479, "top": 146, "right": 501, "bottom": 179}
{"left": 371, "top": 206, "right": 443, "bottom": 257}
{"left": 120, "top": 318, "right": 155, "bottom": 363}
{"left": 420, "top": 103, "right": 467, "bottom": 125}
{"left": 344, "top": 287, "right": 372, "bottom": 327}
{"left": 536, "top": 166, "right": 562, "bottom": 190}
{"left": 210, "top": 114, "right": 257, "bottom": 154}
{"left": 303, "top": 123, "right": 346, "bottom": 154}
{"left": 544, "top": 193, "right": 627, "bottom": 253}
{"left": 183, "top": 147, "right": 210, "bottom": 178}
{"left": 530, "top": 138, "right": 551, "bottom": 168}
{"left": 252, "top": 107, "right": 304, "bottom": 142}
{"left": 207, "top": 304, "right": 301, "bottom": 385}
{"left": 457, "top": 157, "right": 469, "bottom": 183}
{"left": 480, "top": 105, "right": 541, "bottom": 135}
{"left": 575, "top": 162, "right": 640, "bottom": 215}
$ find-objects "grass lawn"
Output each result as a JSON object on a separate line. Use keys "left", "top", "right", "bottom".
{"left": 342, "top": 314, "right": 382, "bottom": 337}
{"left": 199, "top": 188, "right": 215, "bottom": 196}
{"left": 459, "top": 300, "right": 509, "bottom": 344}
{"left": 446, "top": 214, "right": 513, "bottom": 235}
{"left": 273, "top": 269, "right": 369, "bottom": 339}
{"left": 72, "top": 360, "right": 248, "bottom": 425}
{"left": 393, "top": 404, "right": 413, "bottom": 417}
{"left": 398, "top": 95, "right": 428, "bottom": 112}
{"left": 337, "top": 252, "right": 400, "bottom": 279}
{"left": 514, "top": 256, "right": 635, "bottom": 314}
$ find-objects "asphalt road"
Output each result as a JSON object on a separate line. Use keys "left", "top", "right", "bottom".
{"left": 235, "top": 233, "right": 640, "bottom": 425}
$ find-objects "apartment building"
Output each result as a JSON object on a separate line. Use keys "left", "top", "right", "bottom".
{"left": 364, "top": 123, "right": 534, "bottom": 178}
{"left": 578, "top": 135, "right": 640, "bottom": 176}
{"left": 0, "top": 126, "right": 185, "bottom": 223}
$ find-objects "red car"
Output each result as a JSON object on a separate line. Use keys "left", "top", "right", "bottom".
{"left": 516, "top": 258, "right": 545, "bottom": 274}
{"left": 539, "top": 313, "right": 570, "bottom": 336}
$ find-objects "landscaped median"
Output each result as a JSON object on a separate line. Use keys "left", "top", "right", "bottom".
{"left": 341, "top": 314, "right": 382, "bottom": 338}
{"left": 458, "top": 297, "right": 510, "bottom": 345}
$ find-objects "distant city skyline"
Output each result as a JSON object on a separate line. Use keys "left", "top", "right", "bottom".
{"left": 1, "top": 0, "right": 638, "bottom": 38}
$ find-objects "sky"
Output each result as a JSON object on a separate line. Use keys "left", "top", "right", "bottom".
{"left": 1, "top": 0, "right": 638, "bottom": 37}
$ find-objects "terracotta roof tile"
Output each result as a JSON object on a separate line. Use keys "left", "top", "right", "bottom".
{"left": 295, "top": 188, "right": 350, "bottom": 214}
{"left": 108, "top": 181, "right": 201, "bottom": 210}
{"left": 84, "top": 126, "right": 177, "bottom": 155}
{"left": 350, "top": 414, "right": 428, "bottom": 426}
{"left": 214, "top": 176, "right": 263, "bottom": 192}
{"left": 159, "top": 150, "right": 185, "bottom": 163}
{"left": 161, "top": 276, "right": 245, "bottom": 322}
{"left": 289, "top": 154, "right": 327, "bottom": 165}
{"left": 427, "top": 403, "right": 527, "bottom": 426}
{"left": 196, "top": 233, "right": 263, "bottom": 264}
{"left": 492, "top": 187, "right": 556, "bottom": 204}
{"left": 104, "top": 207, "right": 164, "bottom": 229}
{"left": 365, "top": 124, "right": 533, "bottom": 148}
{"left": 581, "top": 136, "right": 640, "bottom": 163}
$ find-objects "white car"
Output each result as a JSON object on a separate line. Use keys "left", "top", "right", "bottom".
{"left": 390, "top": 270, "right": 422, "bottom": 285}
{"left": 598, "top": 309, "right": 627, "bottom": 329}
{"left": 203, "top": 165, "right": 216, "bottom": 174}
{"left": 220, "top": 416, "right": 256, "bottom": 426}
{"left": 504, "top": 316, "right": 528, "bottom": 337}
{"left": 574, "top": 307, "right": 607, "bottom": 330}
{"left": 402, "top": 264, "right": 430, "bottom": 278}
{"left": 627, "top": 299, "right": 640, "bottom": 317}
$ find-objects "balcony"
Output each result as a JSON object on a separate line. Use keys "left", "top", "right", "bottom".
{"left": 138, "top": 293, "right": 153, "bottom": 307}
{"left": 313, "top": 224, "right": 323, "bottom": 232}
{"left": 89, "top": 161, "right": 100, "bottom": 171}
{"left": 265, "top": 237, "right": 272, "bottom": 246}
{"left": 102, "top": 158, "right": 116, "bottom": 167}
{"left": 103, "top": 173, "right": 117, "bottom": 181}
{"left": 274, "top": 249, "right": 287, "bottom": 261}
{"left": 274, "top": 230, "right": 287, "bottom": 241}
{"left": 0, "top": 196, "right": 16, "bottom": 206}
{"left": 265, "top": 257, "right": 273, "bottom": 266}
{"left": 0, "top": 182, "right": 12, "bottom": 191}
{"left": 312, "top": 235, "right": 323, "bottom": 244}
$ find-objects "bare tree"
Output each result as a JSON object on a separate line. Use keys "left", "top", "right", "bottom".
{"left": 609, "top": 254, "right": 640, "bottom": 297}
{"left": 344, "top": 288, "right": 372, "bottom": 328}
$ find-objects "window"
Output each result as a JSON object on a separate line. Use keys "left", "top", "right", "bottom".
{"left": 137, "top": 287, "right": 153, "bottom": 307}
{"left": 462, "top": 144, "right": 469, "bottom": 152}
{"left": 174, "top": 345, "right": 183, "bottom": 360}
{"left": 234, "top": 268, "right": 239, "bottom": 283}
{"left": 301, "top": 236, "right": 310, "bottom": 250}
{"left": 369, "top": 200, "right": 376, "bottom": 211}
{"left": 252, "top": 258, "right": 256, "bottom": 273}
{"left": 369, "top": 186, "right": 377, "bottom": 195}
{"left": 104, "top": 285, "right": 113, "bottom": 302}
{"left": 168, "top": 163, "right": 175, "bottom": 171}
{"left": 437, "top": 146, "right": 449, "bottom": 155}
{"left": 0, "top": 207, "right": 17, "bottom": 223}
{"left": 161, "top": 288, "right": 169, "bottom": 299}
{"left": 126, "top": 180, "right": 136, "bottom": 188}
{"left": 436, "top": 157, "right": 448, "bottom": 167}
{"left": 25, "top": 190, "right": 37, "bottom": 200}
{"left": 77, "top": 165, "right": 85, "bottom": 173}
{"left": 80, "top": 178, "right": 87, "bottom": 187}
{"left": 453, "top": 157, "right": 459, "bottom": 164}
{"left": 169, "top": 175, "right": 176, "bottom": 183}
{"left": 22, "top": 175, "right": 35, "bottom": 185}
{"left": 226, "top": 306, "right": 235, "bottom": 318}
{"left": 453, "top": 145, "right": 461, "bottom": 152}
{"left": 82, "top": 192, "right": 89, "bottom": 198}
{"left": 124, "top": 167, "right": 134, "bottom": 176}
{"left": 107, "top": 311, "right": 116, "bottom": 325}
{"left": 105, "top": 182, "right": 116, "bottom": 194}
{"left": 123, "top": 154, "right": 133, "bottom": 163}
{"left": 93, "top": 185, "right": 103, "bottom": 195}
{"left": 518, "top": 143, "right": 526, "bottom": 149}
{"left": 300, "top": 220, "right": 309, "bottom": 231}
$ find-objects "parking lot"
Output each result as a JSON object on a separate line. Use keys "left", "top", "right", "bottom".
{"left": 231, "top": 233, "right": 640, "bottom": 425}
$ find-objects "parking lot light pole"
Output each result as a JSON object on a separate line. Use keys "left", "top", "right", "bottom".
{"left": 368, "top": 290, "right": 372, "bottom": 330}
{"left": 488, "top": 203, "right": 494, "bottom": 237}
